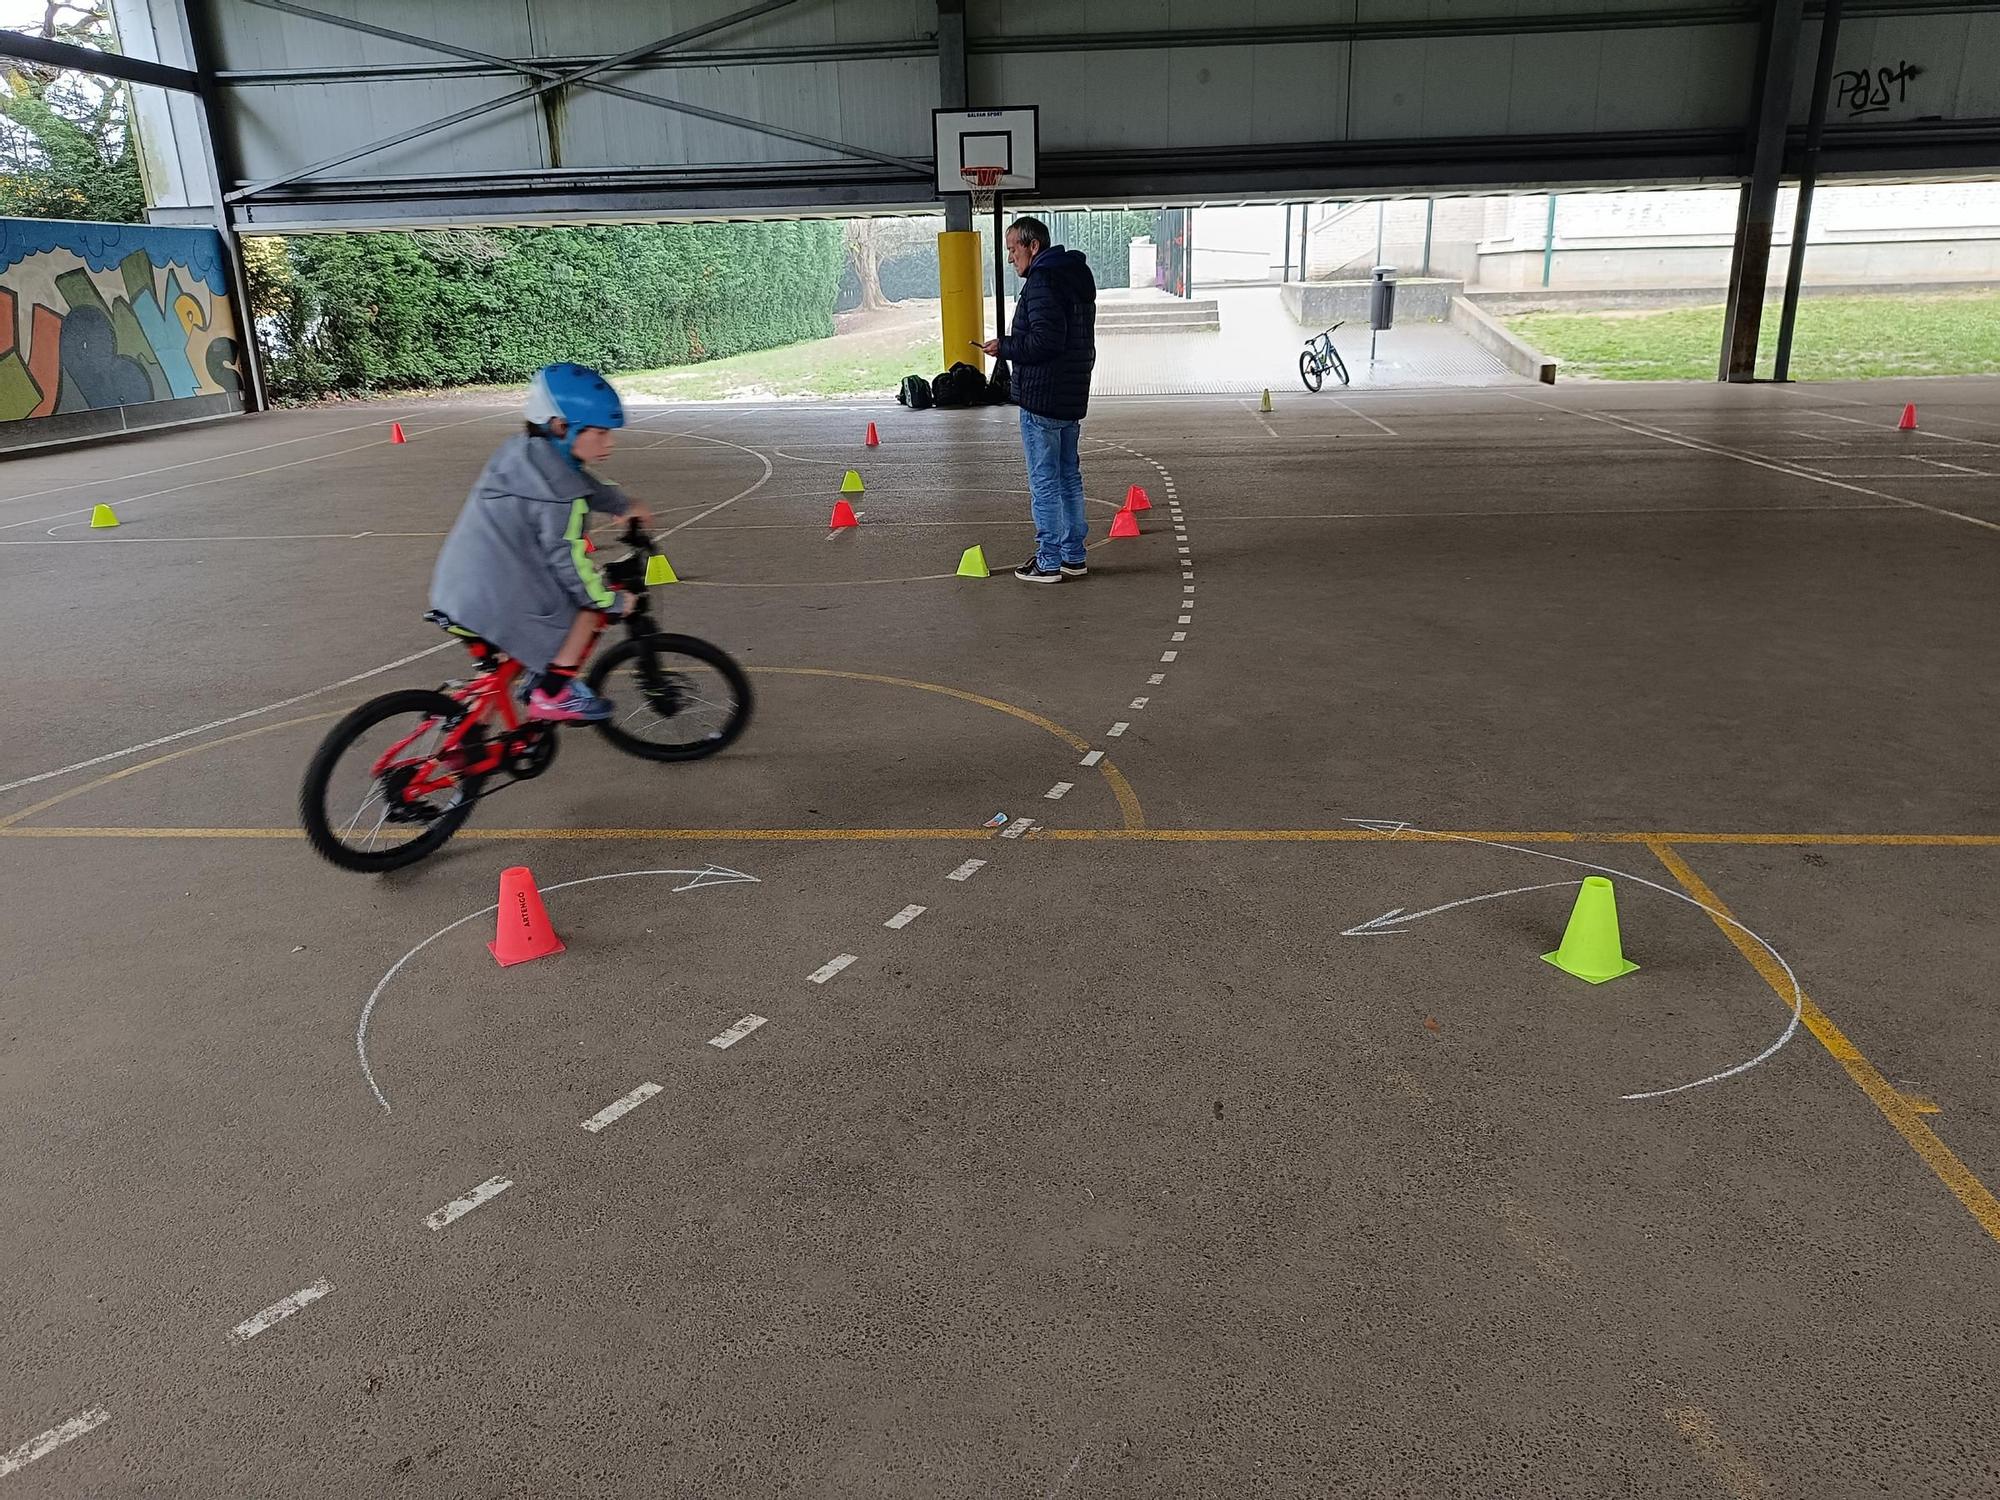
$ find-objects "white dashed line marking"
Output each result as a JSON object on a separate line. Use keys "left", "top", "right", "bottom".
{"left": 0, "top": 1408, "right": 110, "bottom": 1478}
{"left": 1080, "top": 749, "right": 1104, "bottom": 766}
{"left": 709, "top": 1014, "right": 769, "bottom": 1048}
{"left": 1045, "top": 782, "right": 1073, "bottom": 800}
{"left": 1182, "top": 571, "right": 1194, "bottom": 580}
{"left": 1161, "top": 651, "right": 1178, "bottom": 662}
{"left": 808, "top": 954, "right": 859, "bottom": 985}
{"left": 1184, "top": 585, "right": 1195, "bottom": 593}
{"left": 1178, "top": 615, "right": 1191, "bottom": 623}
{"left": 886, "top": 904, "right": 926, "bottom": 929}
{"left": 947, "top": 859, "right": 987, "bottom": 881}
{"left": 1000, "top": 818, "right": 1034, "bottom": 839}
{"left": 426, "top": 1176, "right": 513, "bottom": 1231}
{"left": 230, "top": 1279, "right": 333, "bottom": 1343}
{"left": 1171, "top": 632, "right": 1187, "bottom": 641}
{"left": 1147, "top": 673, "right": 1165, "bottom": 685}
{"left": 1107, "top": 722, "right": 1129, "bottom": 737}
{"left": 581, "top": 1082, "right": 662, "bottom": 1133}
{"left": 1177, "top": 547, "right": 1189, "bottom": 554}
{"left": 1130, "top": 697, "right": 1150, "bottom": 708}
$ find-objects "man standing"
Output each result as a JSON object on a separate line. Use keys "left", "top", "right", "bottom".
{"left": 983, "top": 216, "right": 1097, "bottom": 585}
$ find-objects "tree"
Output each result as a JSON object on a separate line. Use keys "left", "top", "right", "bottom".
{"left": 843, "top": 216, "right": 942, "bottom": 311}
{"left": 844, "top": 218, "right": 888, "bottom": 311}
{"left": 0, "top": 2, "right": 145, "bottom": 223}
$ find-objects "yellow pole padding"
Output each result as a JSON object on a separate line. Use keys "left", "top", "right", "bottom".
{"left": 937, "top": 229, "right": 986, "bottom": 376}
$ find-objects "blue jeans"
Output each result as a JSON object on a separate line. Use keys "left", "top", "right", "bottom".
{"left": 1019, "top": 408, "right": 1087, "bottom": 571}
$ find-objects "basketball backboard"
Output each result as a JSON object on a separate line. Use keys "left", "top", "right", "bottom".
{"left": 933, "top": 107, "right": 1039, "bottom": 196}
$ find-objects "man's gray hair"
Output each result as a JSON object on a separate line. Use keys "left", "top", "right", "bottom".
{"left": 1007, "top": 216, "right": 1052, "bottom": 253}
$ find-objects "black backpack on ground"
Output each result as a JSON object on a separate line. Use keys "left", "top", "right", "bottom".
{"left": 897, "top": 374, "right": 933, "bottom": 410}
{"left": 930, "top": 361, "right": 987, "bottom": 408}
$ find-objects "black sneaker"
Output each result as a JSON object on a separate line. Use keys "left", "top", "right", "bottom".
{"left": 1014, "top": 559, "right": 1062, "bottom": 584}
{"left": 1059, "top": 560, "right": 1089, "bottom": 578}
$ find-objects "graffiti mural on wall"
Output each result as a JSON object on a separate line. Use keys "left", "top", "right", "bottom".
{"left": 0, "top": 220, "right": 244, "bottom": 424}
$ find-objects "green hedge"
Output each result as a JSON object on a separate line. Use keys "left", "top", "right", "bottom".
{"left": 1004, "top": 210, "right": 1156, "bottom": 294}
{"left": 250, "top": 222, "right": 845, "bottom": 401}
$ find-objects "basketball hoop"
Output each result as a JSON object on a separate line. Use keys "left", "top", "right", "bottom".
{"left": 961, "top": 165, "right": 1002, "bottom": 216}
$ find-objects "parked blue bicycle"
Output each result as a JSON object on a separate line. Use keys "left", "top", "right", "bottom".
{"left": 1299, "top": 322, "right": 1352, "bottom": 392}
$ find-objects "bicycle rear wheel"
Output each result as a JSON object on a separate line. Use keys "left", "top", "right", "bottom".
{"left": 299, "top": 689, "right": 484, "bottom": 872}
{"left": 589, "top": 632, "right": 752, "bottom": 762}
{"left": 1298, "top": 349, "right": 1324, "bottom": 393}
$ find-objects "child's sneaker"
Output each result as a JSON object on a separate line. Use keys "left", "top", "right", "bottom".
{"left": 528, "top": 678, "right": 614, "bottom": 722}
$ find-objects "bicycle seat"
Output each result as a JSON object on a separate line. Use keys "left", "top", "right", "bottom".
{"left": 423, "top": 609, "right": 492, "bottom": 647}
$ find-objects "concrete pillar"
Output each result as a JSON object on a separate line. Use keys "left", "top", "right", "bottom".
{"left": 937, "top": 0, "right": 971, "bottom": 235}
{"left": 1720, "top": 0, "right": 1806, "bottom": 382}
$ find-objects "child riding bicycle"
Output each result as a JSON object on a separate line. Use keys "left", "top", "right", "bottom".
{"left": 429, "top": 363, "right": 652, "bottom": 723}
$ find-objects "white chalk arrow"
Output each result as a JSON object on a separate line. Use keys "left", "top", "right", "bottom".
{"left": 1329, "top": 813, "right": 1806, "bottom": 1101}
{"left": 1341, "top": 881, "right": 1581, "bottom": 937}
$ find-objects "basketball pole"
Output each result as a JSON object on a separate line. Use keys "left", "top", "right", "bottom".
{"left": 991, "top": 188, "right": 1007, "bottom": 346}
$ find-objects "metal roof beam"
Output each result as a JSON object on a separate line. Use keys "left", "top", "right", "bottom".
{"left": 216, "top": 38, "right": 932, "bottom": 85}
{"left": 961, "top": 0, "right": 1995, "bottom": 51}
{"left": 225, "top": 0, "right": 810, "bottom": 202}
{"left": 229, "top": 0, "right": 927, "bottom": 198}
{"left": 0, "top": 27, "right": 199, "bottom": 91}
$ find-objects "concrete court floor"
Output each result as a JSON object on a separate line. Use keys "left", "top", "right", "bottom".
{"left": 2, "top": 379, "right": 1998, "bottom": 1497}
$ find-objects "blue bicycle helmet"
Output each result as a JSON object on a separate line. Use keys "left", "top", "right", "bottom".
{"left": 524, "top": 363, "right": 625, "bottom": 461}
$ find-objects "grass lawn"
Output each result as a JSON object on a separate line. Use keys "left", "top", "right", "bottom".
{"left": 1504, "top": 291, "right": 2000, "bottom": 381}
{"left": 621, "top": 303, "right": 945, "bottom": 401}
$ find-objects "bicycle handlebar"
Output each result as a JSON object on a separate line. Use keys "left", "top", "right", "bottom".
{"left": 598, "top": 517, "right": 658, "bottom": 598}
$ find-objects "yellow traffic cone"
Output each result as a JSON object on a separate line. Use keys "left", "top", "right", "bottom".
{"left": 1260, "top": 388, "right": 1273, "bottom": 413}
{"left": 89, "top": 503, "right": 120, "bottom": 529}
{"left": 645, "top": 554, "right": 678, "bottom": 585}
{"left": 841, "top": 470, "right": 865, "bottom": 495}
{"left": 955, "top": 545, "right": 990, "bottom": 579}
{"left": 1542, "top": 877, "right": 1639, "bottom": 983}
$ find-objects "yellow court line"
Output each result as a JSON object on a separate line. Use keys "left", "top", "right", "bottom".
{"left": 0, "top": 712, "right": 345, "bottom": 832}
{"left": 0, "top": 826, "right": 987, "bottom": 842}
{"left": 1626, "top": 831, "right": 2000, "bottom": 847}
{"left": 1031, "top": 828, "right": 2000, "bottom": 847}
{"left": 1648, "top": 840, "right": 2000, "bottom": 1250}
{"left": 4, "top": 824, "right": 1999, "bottom": 846}
{"left": 1664, "top": 1406, "right": 1769, "bottom": 1500}
{"left": 752, "top": 667, "right": 1145, "bottom": 831}
{"left": 0, "top": 668, "right": 1144, "bottom": 834}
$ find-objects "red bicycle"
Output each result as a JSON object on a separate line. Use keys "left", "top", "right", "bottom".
{"left": 299, "top": 521, "right": 751, "bottom": 873}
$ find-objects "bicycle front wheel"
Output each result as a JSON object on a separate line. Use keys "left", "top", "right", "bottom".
{"left": 589, "top": 633, "right": 753, "bottom": 762}
{"left": 1298, "top": 349, "right": 1324, "bottom": 393}
{"left": 299, "top": 688, "right": 484, "bottom": 872}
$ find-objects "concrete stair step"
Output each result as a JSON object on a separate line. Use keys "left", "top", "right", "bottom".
{"left": 1098, "top": 300, "right": 1223, "bottom": 334}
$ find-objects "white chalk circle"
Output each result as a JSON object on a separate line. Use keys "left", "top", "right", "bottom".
{"left": 356, "top": 865, "right": 760, "bottom": 1113}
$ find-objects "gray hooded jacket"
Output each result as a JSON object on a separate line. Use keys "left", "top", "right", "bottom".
{"left": 428, "top": 433, "right": 630, "bottom": 675}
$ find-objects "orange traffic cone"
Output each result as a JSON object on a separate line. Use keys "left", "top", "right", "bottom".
{"left": 1124, "top": 484, "right": 1151, "bottom": 513}
{"left": 865, "top": 421, "right": 880, "bottom": 447}
{"left": 489, "top": 866, "right": 565, "bottom": 967}
{"left": 1108, "top": 509, "right": 1141, "bottom": 539}
{"left": 1898, "top": 403, "right": 1918, "bottom": 431}
{"left": 829, "top": 499, "right": 859, "bottom": 529}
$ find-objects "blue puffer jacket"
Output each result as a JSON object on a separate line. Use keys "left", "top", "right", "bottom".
{"left": 1001, "top": 246, "right": 1097, "bottom": 422}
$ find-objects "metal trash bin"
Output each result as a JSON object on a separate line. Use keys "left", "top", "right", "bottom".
{"left": 1369, "top": 265, "right": 1397, "bottom": 332}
